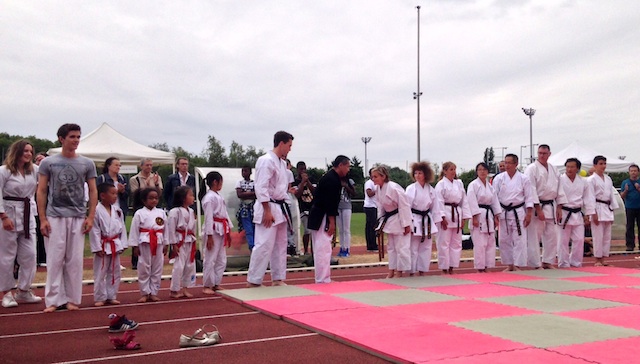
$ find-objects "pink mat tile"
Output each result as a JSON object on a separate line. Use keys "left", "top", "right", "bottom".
{"left": 562, "top": 287, "right": 640, "bottom": 305}
{"left": 422, "top": 347, "right": 590, "bottom": 364}
{"left": 298, "top": 280, "right": 404, "bottom": 294}
{"left": 562, "top": 274, "right": 640, "bottom": 287}
{"left": 423, "top": 282, "right": 541, "bottom": 299}
{"left": 341, "top": 322, "right": 528, "bottom": 363}
{"left": 384, "top": 299, "right": 540, "bottom": 323}
{"left": 246, "top": 294, "right": 368, "bottom": 316}
{"left": 454, "top": 271, "right": 544, "bottom": 283}
{"left": 551, "top": 336, "right": 640, "bottom": 363}
{"left": 559, "top": 305, "right": 640, "bottom": 330}
{"left": 571, "top": 266, "right": 639, "bottom": 275}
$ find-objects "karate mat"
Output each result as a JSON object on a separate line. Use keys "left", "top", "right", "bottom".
{"left": 220, "top": 266, "right": 640, "bottom": 363}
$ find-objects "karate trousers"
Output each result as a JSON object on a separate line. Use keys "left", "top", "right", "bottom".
{"left": 558, "top": 224, "right": 584, "bottom": 268}
{"left": 410, "top": 234, "right": 432, "bottom": 273}
{"left": 592, "top": 221, "right": 612, "bottom": 259}
{"left": 498, "top": 218, "right": 527, "bottom": 267}
{"left": 311, "top": 216, "right": 332, "bottom": 283}
{"left": 170, "top": 241, "right": 196, "bottom": 291}
{"left": 203, "top": 235, "right": 226, "bottom": 288}
{"left": 137, "top": 243, "right": 164, "bottom": 296}
{"left": 93, "top": 253, "right": 121, "bottom": 302}
{"left": 471, "top": 229, "right": 496, "bottom": 270}
{"left": 247, "top": 222, "right": 288, "bottom": 285}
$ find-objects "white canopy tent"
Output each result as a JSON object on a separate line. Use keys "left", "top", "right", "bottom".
{"left": 548, "top": 141, "right": 633, "bottom": 173}
{"left": 47, "top": 122, "right": 176, "bottom": 169}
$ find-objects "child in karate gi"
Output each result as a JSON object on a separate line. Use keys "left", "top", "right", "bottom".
{"left": 90, "top": 183, "right": 127, "bottom": 306}
{"left": 201, "top": 172, "right": 232, "bottom": 294}
{"left": 168, "top": 186, "right": 197, "bottom": 298}
{"left": 129, "top": 187, "right": 167, "bottom": 302}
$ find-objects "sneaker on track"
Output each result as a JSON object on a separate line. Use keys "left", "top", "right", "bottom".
{"left": 14, "top": 290, "right": 42, "bottom": 304}
{"left": 108, "top": 313, "right": 139, "bottom": 333}
{"left": 2, "top": 292, "right": 18, "bottom": 308}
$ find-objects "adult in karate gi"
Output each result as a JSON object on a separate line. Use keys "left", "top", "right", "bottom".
{"left": 405, "top": 161, "right": 442, "bottom": 275}
{"left": 558, "top": 158, "right": 595, "bottom": 268}
{"left": 308, "top": 155, "right": 351, "bottom": 283}
{"left": 0, "top": 140, "right": 42, "bottom": 308}
{"left": 466, "top": 162, "right": 502, "bottom": 272}
{"left": 524, "top": 145, "right": 567, "bottom": 269}
{"left": 38, "top": 124, "right": 97, "bottom": 312}
{"left": 588, "top": 155, "right": 619, "bottom": 266}
{"left": 493, "top": 154, "right": 534, "bottom": 271}
{"left": 247, "top": 131, "right": 294, "bottom": 287}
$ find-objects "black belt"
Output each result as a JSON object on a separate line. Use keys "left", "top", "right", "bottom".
{"left": 478, "top": 204, "right": 494, "bottom": 233}
{"left": 3, "top": 196, "right": 30, "bottom": 235}
{"left": 596, "top": 199, "right": 613, "bottom": 211}
{"left": 561, "top": 206, "right": 583, "bottom": 229}
{"left": 375, "top": 209, "right": 398, "bottom": 261}
{"left": 539, "top": 199, "right": 556, "bottom": 224}
{"left": 269, "top": 198, "right": 293, "bottom": 233}
{"left": 500, "top": 202, "right": 525, "bottom": 236}
{"left": 411, "top": 208, "right": 431, "bottom": 242}
{"left": 444, "top": 202, "right": 461, "bottom": 233}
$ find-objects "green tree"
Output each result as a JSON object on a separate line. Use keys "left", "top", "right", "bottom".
{"left": 149, "top": 142, "right": 170, "bottom": 152}
{"left": 349, "top": 156, "right": 365, "bottom": 199}
{"left": 0, "top": 132, "right": 57, "bottom": 161}
{"left": 202, "top": 135, "right": 229, "bottom": 167}
{"left": 459, "top": 169, "right": 476, "bottom": 188}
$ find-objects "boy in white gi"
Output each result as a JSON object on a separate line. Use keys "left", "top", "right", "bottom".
{"left": 467, "top": 162, "right": 501, "bottom": 272}
{"left": 129, "top": 188, "right": 167, "bottom": 302}
{"left": 435, "top": 162, "right": 471, "bottom": 274}
{"left": 558, "top": 158, "right": 595, "bottom": 268}
{"left": 493, "top": 154, "right": 534, "bottom": 271}
{"left": 38, "top": 124, "right": 97, "bottom": 312}
{"left": 167, "top": 186, "right": 197, "bottom": 298}
{"left": 524, "top": 144, "right": 567, "bottom": 269}
{"left": 405, "top": 161, "right": 442, "bottom": 275}
{"left": 202, "top": 172, "right": 232, "bottom": 294}
{"left": 588, "top": 155, "right": 619, "bottom": 266}
{"left": 90, "top": 183, "right": 126, "bottom": 306}
{"left": 247, "top": 131, "right": 294, "bottom": 287}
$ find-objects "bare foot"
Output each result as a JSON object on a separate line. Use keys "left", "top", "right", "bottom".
{"left": 386, "top": 271, "right": 395, "bottom": 278}
{"left": 107, "top": 299, "right": 120, "bottom": 305}
{"left": 149, "top": 295, "right": 160, "bottom": 302}
{"left": 182, "top": 290, "right": 193, "bottom": 298}
{"left": 213, "top": 285, "right": 225, "bottom": 291}
{"left": 137, "top": 295, "right": 148, "bottom": 303}
{"left": 170, "top": 291, "right": 185, "bottom": 299}
{"left": 394, "top": 271, "right": 403, "bottom": 278}
{"left": 43, "top": 306, "right": 57, "bottom": 313}
{"left": 272, "top": 281, "right": 287, "bottom": 287}
{"left": 203, "top": 287, "right": 216, "bottom": 295}
{"left": 94, "top": 301, "right": 105, "bottom": 307}
{"left": 66, "top": 303, "right": 79, "bottom": 311}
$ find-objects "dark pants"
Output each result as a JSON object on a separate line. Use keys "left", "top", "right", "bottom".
{"left": 364, "top": 207, "right": 378, "bottom": 251}
{"left": 625, "top": 208, "right": 640, "bottom": 250}
{"left": 35, "top": 215, "right": 46, "bottom": 265}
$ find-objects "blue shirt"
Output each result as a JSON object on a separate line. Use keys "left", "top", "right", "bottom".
{"left": 621, "top": 179, "right": 640, "bottom": 209}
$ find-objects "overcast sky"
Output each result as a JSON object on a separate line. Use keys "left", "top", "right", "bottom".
{"left": 2, "top": 0, "right": 639, "bottom": 172}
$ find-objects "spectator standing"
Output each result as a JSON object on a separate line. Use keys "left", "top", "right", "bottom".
{"left": 363, "top": 169, "right": 379, "bottom": 252}
{"left": 130, "top": 158, "right": 164, "bottom": 212}
{"left": 97, "top": 157, "right": 129, "bottom": 217}
{"left": 164, "top": 157, "right": 195, "bottom": 209}
{"left": 236, "top": 166, "right": 256, "bottom": 251}
{"left": 336, "top": 175, "right": 355, "bottom": 257}
{"left": 34, "top": 152, "right": 47, "bottom": 267}
{"left": 294, "top": 161, "right": 315, "bottom": 254}
{"left": 620, "top": 164, "right": 640, "bottom": 251}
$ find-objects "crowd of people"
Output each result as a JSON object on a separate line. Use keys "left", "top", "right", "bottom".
{"left": 0, "top": 125, "right": 635, "bottom": 310}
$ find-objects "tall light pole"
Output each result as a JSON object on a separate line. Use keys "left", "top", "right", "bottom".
{"left": 413, "top": 5, "right": 422, "bottom": 161}
{"left": 520, "top": 144, "right": 538, "bottom": 167}
{"left": 361, "top": 137, "right": 372, "bottom": 176}
{"left": 522, "top": 108, "right": 536, "bottom": 164}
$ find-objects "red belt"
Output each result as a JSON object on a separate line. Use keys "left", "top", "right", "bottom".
{"left": 213, "top": 217, "right": 231, "bottom": 247}
{"left": 101, "top": 234, "right": 119, "bottom": 284}
{"left": 140, "top": 228, "right": 163, "bottom": 255}
{"left": 176, "top": 228, "right": 197, "bottom": 262}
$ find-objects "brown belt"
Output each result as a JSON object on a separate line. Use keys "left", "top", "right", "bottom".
{"left": 3, "top": 196, "right": 30, "bottom": 235}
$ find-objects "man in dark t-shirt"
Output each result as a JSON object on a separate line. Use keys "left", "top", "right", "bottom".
{"left": 294, "top": 161, "right": 315, "bottom": 254}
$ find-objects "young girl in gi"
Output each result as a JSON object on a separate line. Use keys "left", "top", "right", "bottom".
{"left": 168, "top": 186, "right": 197, "bottom": 298}
{"left": 435, "top": 162, "right": 471, "bottom": 274}
{"left": 90, "top": 183, "right": 127, "bottom": 306}
{"left": 371, "top": 166, "right": 412, "bottom": 278}
{"left": 201, "top": 172, "right": 232, "bottom": 294}
{"left": 129, "top": 187, "right": 167, "bottom": 302}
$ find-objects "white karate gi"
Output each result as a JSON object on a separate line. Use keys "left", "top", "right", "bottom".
{"left": 202, "top": 190, "right": 232, "bottom": 288}
{"left": 466, "top": 178, "right": 502, "bottom": 270}
{"left": 167, "top": 206, "right": 197, "bottom": 291}
{"left": 588, "top": 173, "right": 620, "bottom": 258}
{"left": 89, "top": 203, "right": 126, "bottom": 302}
{"left": 558, "top": 174, "right": 595, "bottom": 267}
{"left": 129, "top": 207, "right": 166, "bottom": 296}
{"left": 493, "top": 171, "right": 535, "bottom": 267}
{"left": 377, "top": 181, "right": 412, "bottom": 272}
{"left": 0, "top": 166, "right": 37, "bottom": 293}
{"left": 311, "top": 216, "right": 332, "bottom": 283}
{"left": 405, "top": 182, "right": 442, "bottom": 273}
{"left": 525, "top": 161, "right": 568, "bottom": 266}
{"left": 247, "top": 151, "right": 290, "bottom": 285}
{"left": 434, "top": 178, "right": 471, "bottom": 270}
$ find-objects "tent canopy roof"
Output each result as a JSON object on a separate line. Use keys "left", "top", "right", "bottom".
{"left": 548, "top": 141, "right": 633, "bottom": 173}
{"left": 47, "top": 122, "right": 176, "bottom": 166}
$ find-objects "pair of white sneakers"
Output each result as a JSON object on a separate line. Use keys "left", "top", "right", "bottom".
{"left": 2, "top": 290, "right": 42, "bottom": 308}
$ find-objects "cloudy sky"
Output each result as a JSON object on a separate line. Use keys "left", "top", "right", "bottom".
{"left": 2, "top": 0, "right": 639, "bottom": 172}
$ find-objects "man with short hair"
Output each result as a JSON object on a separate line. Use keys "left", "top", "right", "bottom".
{"left": 38, "top": 124, "right": 98, "bottom": 312}
{"left": 524, "top": 145, "right": 567, "bottom": 269}
{"left": 363, "top": 168, "right": 378, "bottom": 251}
{"left": 247, "top": 131, "right": 294, "bottom": 287}
{"left": 493, "top": 154, "right": 534, "bottom": 271}
{"left": 294, "top": 161, "right": 315, "bottom": 255}
{"left": 620, "top": 164, "right": 640, "bottom": 251}
{"left": 589, "top": 156, "right": 619, "bottom": 266}
{"left": 130, "top": 158, "right": 164, "bottom": 212}
{"left": 164, "top": 157, "right": 195, "bottom": 209}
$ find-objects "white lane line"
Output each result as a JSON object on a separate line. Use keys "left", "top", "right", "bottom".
{"left": 0, "top": 296, "right": 222, "bottom": 318}
{"left": 55, "top": 333, "right": 319, "bottom": 364}
{"left": 0, "top": 312, "right": 258, "bottom": 339}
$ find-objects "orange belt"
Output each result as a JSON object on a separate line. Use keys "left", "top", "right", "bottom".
{"left": 213, "top": 217, "right": 231, "bottom": 247}
{"left": 101, "top": 234, "right": 119, "bottom": 284}
{"left": 176, "top": 228, "right": 197, "bottom": 262}
{"left": 140, "top": 228, "right": 163, "bottom": 255}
